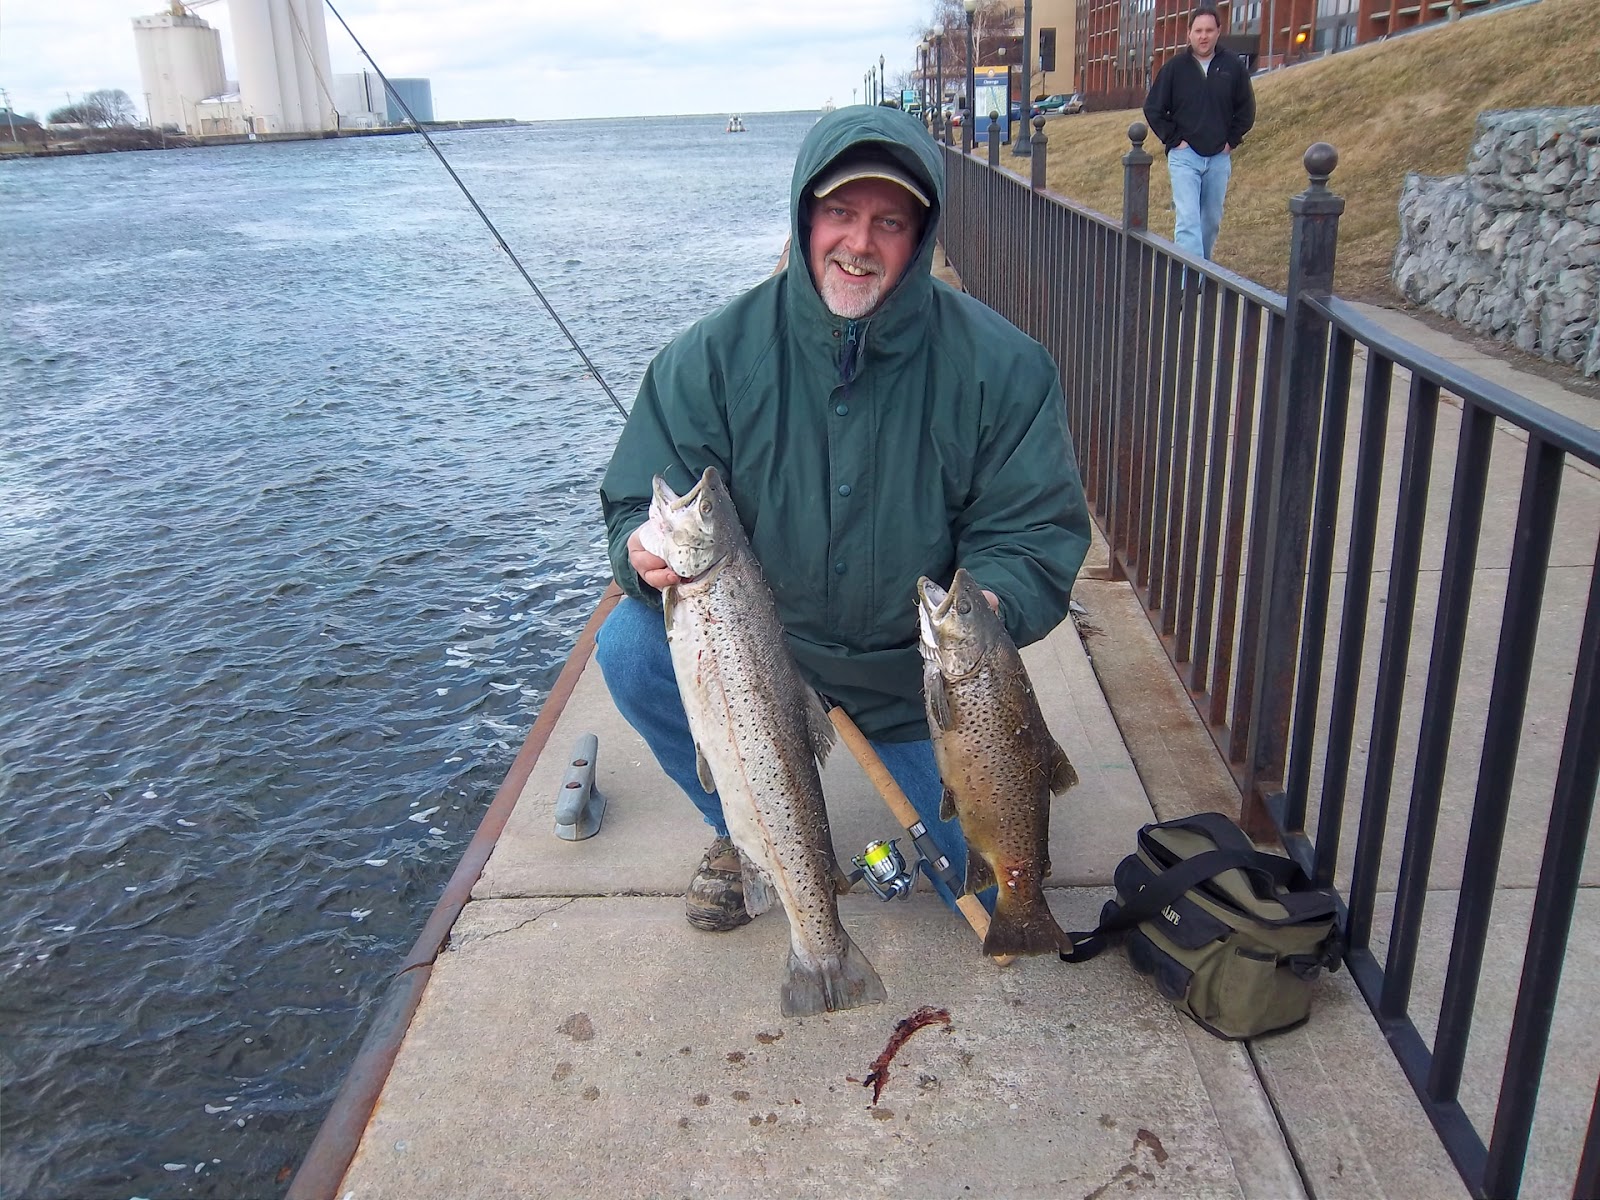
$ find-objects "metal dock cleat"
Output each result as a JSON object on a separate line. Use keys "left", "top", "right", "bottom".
{"left": 553, "top": 732, "right": 605, "bottom": 840}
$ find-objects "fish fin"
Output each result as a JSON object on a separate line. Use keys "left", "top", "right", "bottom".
{"left": 939, "top": 785, "right": 959, "bottom": 824}
{"left": 924, "top": 664, "right": 953, "bottom": 731}
{"left": 695, "top": 746, "right": 716, "bottom": 794}
{"left": 965, "top": 849, "right": 997, "bottom": 896}
{"left": 982, "top": 890, "right": 1072, "bottom": 958}
{"left": 803, "top": 688, "right": 836, "bottom": 765}
{"left": 780, "top": 934, "right": 887, "bottom": 1016}
{"left": 1048, "top": 740, "right": 1080, "bottom": 795}
{"left": 741, "top": 859, "right": 776, "bottom": 917}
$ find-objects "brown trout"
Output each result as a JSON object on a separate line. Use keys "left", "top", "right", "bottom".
{"left": 639, "top": 466, "right": 886, "bottom": 1017}
{"left": 916, "top": 568, "right": 1079, "bottom": 957}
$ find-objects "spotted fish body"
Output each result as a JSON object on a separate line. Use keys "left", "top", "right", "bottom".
{"left": 640, "top": 467, "right": 886, "bottom": 1017}
{"left": 917, "top": 569, "right": 1079, "bottom": 957}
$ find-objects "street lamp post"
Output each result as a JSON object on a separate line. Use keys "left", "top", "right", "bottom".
{"left": 996, "top": 44, "right": 1010, "bottom": 147}
{"left": 921, "top": 40, "right": 934, "bottom": 125}
{"left": 933, "top": 22, "right": 945, "bottom": 144}
{"left": 962, "top": 0, "right": 978, "bottom": 153}
{"left": 1014, "top": 0, "right": 1033, "bottom": 156}
{"left": 880, "top": 54, "right": 886, "bottom": 107}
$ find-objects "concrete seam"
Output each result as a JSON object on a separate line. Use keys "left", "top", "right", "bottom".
{"left": 1245, "top": 1038, "right": 1321, "bottom": 1200}
{"left": 1064, "top": 596, "right": 1189, "bottom": 819}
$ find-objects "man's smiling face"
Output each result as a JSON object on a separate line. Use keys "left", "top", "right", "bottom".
{"left": 807, "top": 177, "right": 923, "bottom": 320}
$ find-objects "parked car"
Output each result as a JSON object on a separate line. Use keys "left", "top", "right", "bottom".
{"left": 1033, "top": 94, "right": 1069, "bottom": 112}
{"left": 1063, "top": 92, "right": 1085, "bottom": 114}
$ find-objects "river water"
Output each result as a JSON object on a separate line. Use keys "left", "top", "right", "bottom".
{"left": 0, "top": 111, "right": 813, "bottom": 1200}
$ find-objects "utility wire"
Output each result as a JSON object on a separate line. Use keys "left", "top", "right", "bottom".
{"left": 323, "top": 0, "right": 629, "bottom": 422}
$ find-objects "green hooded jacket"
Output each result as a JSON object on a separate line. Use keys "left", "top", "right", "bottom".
{"left": 600, "top": 105, "right": 1091, "bottom": 741}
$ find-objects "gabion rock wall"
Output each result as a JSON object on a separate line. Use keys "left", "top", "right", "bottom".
{"left": 1393, "top": 107, "right": 1600, "bottom": 378}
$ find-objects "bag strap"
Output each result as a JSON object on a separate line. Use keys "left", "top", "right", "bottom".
{"left": 1141, "top": 813, "right": 1338, "bottom": 927}
{"left": 1059, "top": 846, "right": 1265, "bottom": 963}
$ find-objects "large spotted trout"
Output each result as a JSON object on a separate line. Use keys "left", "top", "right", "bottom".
{"left": 917, "top": 568, "right": 1080, "bottom": 957}
{"left": 639, "top": 466, "right": 886, "bottom": 1017}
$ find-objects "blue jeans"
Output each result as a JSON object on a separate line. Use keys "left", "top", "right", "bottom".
{"left": 593, "top": 595, "right": 982, "bottom": 914}
{"left": 1167, "top": 145, "right": 1233, "bottom": 260}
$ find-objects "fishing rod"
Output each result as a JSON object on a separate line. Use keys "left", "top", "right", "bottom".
{"left": 322, "top": 0, "right": 629, "bottom": 422}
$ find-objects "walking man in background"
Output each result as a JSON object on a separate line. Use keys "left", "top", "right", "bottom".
{"left": 1142, "top": 4, "right": 1256, "bottom": 261}
{"left": 595, "top": 105, "right": 1090, "bottom": 934}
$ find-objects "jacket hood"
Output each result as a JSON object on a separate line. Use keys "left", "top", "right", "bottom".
{"left": 785, "top": 106, "right": 945, "bottom": 332}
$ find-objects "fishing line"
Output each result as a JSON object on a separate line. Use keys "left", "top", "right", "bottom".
{"left": 323, "top": 0, "right": 630, "bottom": 422}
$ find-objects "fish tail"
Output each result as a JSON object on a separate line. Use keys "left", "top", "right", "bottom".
{"left": 981, "top": 891, "right": 1072, "bottom": 958}
{"left": 780, "top": 935, "right": 888, "bottom": 1016}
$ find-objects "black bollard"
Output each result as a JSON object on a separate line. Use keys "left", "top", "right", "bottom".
{"left": 987, "top": 111, "right": 1000, "bottom": 167}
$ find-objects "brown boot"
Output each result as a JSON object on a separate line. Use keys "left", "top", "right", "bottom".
{"left": 685, "top": 835, "right": 752, "bottom": 932}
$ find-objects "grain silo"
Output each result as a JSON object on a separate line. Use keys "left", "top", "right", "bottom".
{"left": 383, "top": 78, "right": 434, "bottom": 124}
{"left": 132, "top": 5, "right": 228, "bottom": 132}
{"left": 230, "top": 0, "right": 337, "bottom": 134}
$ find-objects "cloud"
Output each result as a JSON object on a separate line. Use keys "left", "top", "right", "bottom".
{"left": 0, "top": 0, "right": 936, "bottom": 121}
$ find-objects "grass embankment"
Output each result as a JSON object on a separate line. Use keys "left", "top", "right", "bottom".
{"left": 1031, "top": 0, "right": 1600, "bottom": 301}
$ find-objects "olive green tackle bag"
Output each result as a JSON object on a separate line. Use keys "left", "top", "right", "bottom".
{"left": 1060, "top": 812, "right": 1343, "bottom": 1039}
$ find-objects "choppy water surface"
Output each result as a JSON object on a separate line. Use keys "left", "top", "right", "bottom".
{"left": 0, "top": 111, "right": 812, "bottom": 1199}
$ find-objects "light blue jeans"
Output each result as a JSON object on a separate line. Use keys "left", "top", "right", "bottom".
{"left": 1167, "top": 145, "right": 1233, "bottom": 260}
{"left": 593, "top": 595, "right": 983, "bottom": 914}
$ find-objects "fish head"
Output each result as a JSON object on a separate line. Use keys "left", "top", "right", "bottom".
{"left": 639, "top": 466, "right": 739, "bottom": 582}
{"left": 916, "top": 568, "right": 999, "bottom": 678}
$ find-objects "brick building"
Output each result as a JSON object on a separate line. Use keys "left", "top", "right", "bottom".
{"left": 1076, "top": 0, "right": 1501, "bottom": 110}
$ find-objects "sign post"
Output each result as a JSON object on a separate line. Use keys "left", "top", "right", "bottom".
{"left": 972, "top": 65, "right": 1011, "bottom": 146}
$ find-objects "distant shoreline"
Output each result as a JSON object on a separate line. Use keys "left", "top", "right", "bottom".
{"left": 1, "top": 110, "right": 828, "bottom": 159}
{"left": 0, "top": 118, "right": 529, "bottom": 159}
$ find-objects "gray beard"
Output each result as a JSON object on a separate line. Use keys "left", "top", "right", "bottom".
{"left": 818, "top": 255, "right": 885, "bottom": 319}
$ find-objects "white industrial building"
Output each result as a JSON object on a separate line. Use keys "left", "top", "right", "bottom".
{"left": 229, "top": 0, "right": 336, "bottom": 134}
{"left": 134, "top": 0, "right": 338, "bottom": 136}
{"left": 131, "top": 7, "right": 228, "bottom": 132}
{"left": 332, "top": 70, "right": 389, "bottom": 129}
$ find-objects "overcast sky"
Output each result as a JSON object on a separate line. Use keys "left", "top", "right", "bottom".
{"left": 1, "top": 0, "right": 939, "bottom": 122}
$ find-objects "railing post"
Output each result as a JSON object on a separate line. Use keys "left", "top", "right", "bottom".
{"left": 1107, "top": 123, "right": 1153, "bottom": 583}
{"left": 987, "top": 112, "right": 1000, "bottom": 168}
{"left": 1029, "top": 114, "right": 1047, "bottom": 191}
{"left": 1241, "top": 143, "right": 1344, "bottom": 839}
{"left": 1122, "top": 121, "right": 1151, "bottom": 233}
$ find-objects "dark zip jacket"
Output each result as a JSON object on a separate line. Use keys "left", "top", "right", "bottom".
{"left": 599, "top": 105, "right": 1091, "bottom": 741}
{"left": 1142, "top": 48, "right": 1256, "bottom": 157}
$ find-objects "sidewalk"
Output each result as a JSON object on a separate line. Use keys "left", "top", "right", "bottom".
{"left": 333, "top": 557, "right": 1325, "bottom": 1199}
{"left": 326, "top": 506, "right": 1481, "bottom": 1200}
{"left": 321, "top": 302, "right": 1593, "bottom": 1199}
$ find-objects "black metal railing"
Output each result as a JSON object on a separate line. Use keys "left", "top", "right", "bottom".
{"left": 939, "top": 120, "right": 1600, "bottom": 1200}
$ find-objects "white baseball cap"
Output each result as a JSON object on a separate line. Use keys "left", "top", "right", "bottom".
{"left": 811, "top": 156, "right": 930, "bottom": 208}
